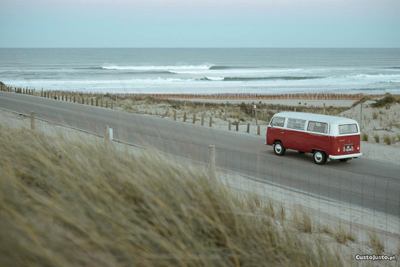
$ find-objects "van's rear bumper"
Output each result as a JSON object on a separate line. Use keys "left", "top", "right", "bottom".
{"left": 329, "top": 152, "right": 362, "bottom": 160}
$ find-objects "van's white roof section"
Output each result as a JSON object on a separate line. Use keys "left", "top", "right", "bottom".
{"left": 274, "top": 112, "right": 358, "bottom": 124}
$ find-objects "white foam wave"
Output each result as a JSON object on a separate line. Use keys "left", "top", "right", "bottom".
{"left": 102, "top": 65, "right": 211, "bottom": 71}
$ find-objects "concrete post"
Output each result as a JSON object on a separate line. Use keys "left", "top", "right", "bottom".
{"left": 209, "top": 145, "right": 216, "bottom": 182}
{"left": 104, "top": 125, "right": 110, "bottom": 141}
{"left": 30, "top": 112, "right": 35, "bottom": 130}
{"left": 201, "top": 113, "right": 204, "bottom": 126}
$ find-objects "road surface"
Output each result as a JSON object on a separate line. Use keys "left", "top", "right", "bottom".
{"left": 1, "top": 91, "right": 399, "bottom": 218}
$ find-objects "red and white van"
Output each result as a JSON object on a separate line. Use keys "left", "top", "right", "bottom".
{"left": 266, "top": 112, "right": 362, "bottom": 165}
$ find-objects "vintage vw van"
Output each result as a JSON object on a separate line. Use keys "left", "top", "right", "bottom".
{"left": 266, "top": 112, "right": 362, "bottom": 165}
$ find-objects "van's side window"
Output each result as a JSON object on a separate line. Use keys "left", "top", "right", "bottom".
{"left": 287, "top": 118, "right": 306, "bottom": 130}
{"left": 307, "top": 121, "right": 328, "bottom": 134}
{"left": 339, "top": 124, "right": 358, "bottom": 134}
{"left": 271, "top": 117, "right": 285, "bottom": 127}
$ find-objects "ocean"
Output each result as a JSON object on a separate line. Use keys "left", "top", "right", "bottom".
{"left": 1, "top": 48, "right": 400, "bottom": 95}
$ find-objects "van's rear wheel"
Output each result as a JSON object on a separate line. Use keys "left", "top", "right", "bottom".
{"left": 313, "top": 151, "right": 326, "bottom": 165}
{"left": 273, "top": 141, "right": 286, "bottom": 156}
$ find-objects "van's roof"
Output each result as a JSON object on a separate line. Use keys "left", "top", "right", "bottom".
{"left": 274, "top": 112, "right": 358, "bottom": 124}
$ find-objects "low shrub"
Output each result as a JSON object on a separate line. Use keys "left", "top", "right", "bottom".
{"left": 361, "top": 132, "right": 369, "bottom": 142}
{"left": 374, "top": 134, "right": 380, "bottom": 143}
{"left": 383, "top": 134, "right": 392, "bottom": 145}
{"left": 371, "top": 93, "right": 400, "bottom": 108}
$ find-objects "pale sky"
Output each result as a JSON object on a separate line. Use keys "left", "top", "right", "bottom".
{"left": 1, "top": 0, "right": 399, "bottom": 48}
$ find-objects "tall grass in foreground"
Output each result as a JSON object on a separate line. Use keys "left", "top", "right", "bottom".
{"left": 0, "top": 124, "right": 346, "bottom": 267}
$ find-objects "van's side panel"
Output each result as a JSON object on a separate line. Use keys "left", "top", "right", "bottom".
{"left": 281, "top": 129, "right": 306, "bottom": 151}
{"left": 266, "top": 126, "right": 284, "bottom": 145}
{"left": 307, "top": 134, "right": 334, "bottom": 155}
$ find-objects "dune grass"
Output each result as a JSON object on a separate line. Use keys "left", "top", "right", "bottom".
{"left": 0, "top": 122, "right": 351, "bottom": 267}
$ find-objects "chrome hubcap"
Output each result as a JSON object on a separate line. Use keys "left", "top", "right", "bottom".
{"left": 275, "top": 144, "right": 282, "bottom": 153}
{"left": 315, "top": 152, "right": 322, "bottom": 162}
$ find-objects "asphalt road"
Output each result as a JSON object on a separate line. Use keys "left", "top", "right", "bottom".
{"left": 1, "top": 91, "right": 400, "bottom": 218}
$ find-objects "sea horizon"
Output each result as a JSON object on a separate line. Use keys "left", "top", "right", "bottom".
{"left": 1, "top": 48, "right": 400, "bottom": 95}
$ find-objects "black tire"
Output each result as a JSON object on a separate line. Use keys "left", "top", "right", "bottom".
{"left": 298, "top": 151, "right": 305, "bottom": 154}
{"left": 313, "top": 150, "right": 327, "bottom": 165}
{"left": 339, "top": 159, "right": 349, "bottom": 162}
{"left": 273, "top": 141, "right": 286, "bottom": 156}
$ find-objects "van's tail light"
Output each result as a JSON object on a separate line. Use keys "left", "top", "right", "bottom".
{"left": 357, "top": 145, "right": 360, "bottom": 151}
{"left": 338, "top": 147, "right": 340, "bottom": 153}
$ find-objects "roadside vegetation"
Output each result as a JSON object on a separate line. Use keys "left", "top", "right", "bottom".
{"left": 0, "top": 121, "right": 356, "bottom": 267}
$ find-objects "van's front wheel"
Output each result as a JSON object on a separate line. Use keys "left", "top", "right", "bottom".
{"left": 313, "top": 151, "right": 326, "bottom": 165}
{"left": 273, "top": 141, "right": 286, "bottom": 156}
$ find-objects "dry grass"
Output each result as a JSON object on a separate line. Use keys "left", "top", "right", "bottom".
{"left": 0, "top": 123, "right": 348, "bottom": 267}
{"left": 334, "top": 224, "right": 356, "bottom": 244}
{"left": 383, "top": 134, "right": 392, "bottom": 145}
{"left": 368, "top": 232, "right": 384, "bottom": 254}
{"left": 361, "top": 132, "right": 369, "bottom": 142}
{"left": 374, "top": 134, "right": 380, "bottom": 143}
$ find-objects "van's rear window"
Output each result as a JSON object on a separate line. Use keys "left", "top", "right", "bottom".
{"left": 271, "top": 117, "right": 285, "bottom": 127}
{"left": 339, "top": 124, "right": 358, "bottom": 134}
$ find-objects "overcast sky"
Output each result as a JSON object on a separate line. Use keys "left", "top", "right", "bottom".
{"left": 1, "top": 0, "right": 399, "bottom": 48}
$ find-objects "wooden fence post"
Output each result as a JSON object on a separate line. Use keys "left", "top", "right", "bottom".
{"left": 323, "top": 103, "right": 326, "bottom": 114}
{"left": 106, "top": 101, "right": 109, "bottom": 108}
{"left": 101, "top": 98, "right": 103, "bottom": 107}
{"left": 193, "top": 113, "right": 196, "bottom": 124}
{"left": 74, "top": 95, "right": 76, "bottom": 103}
{"left": 183, "top": 112, "right": 186, "bottom": 122}
{"left": 228, "top": 120, "right": 231, "bottom": 131}
{"left": 30, "top": 112, "right": 35, "bottom": 130}
{"left": 238, "top": 107, "right": 241, "bottom": 123}
{"left": 257, "top": 125, "right": 260, "bottom": 135}
{"left": 91, "top": 98, "right": 94, "bottom": 106}
{"left": 247, "top": 123, "right": 250, "bottom": 133}
{"left": 96, "top": 98, "right": 98, "bottom": 107}
{"left": 209, "top": 145, "right": 216, "bottom": 182}
{"left": 174, "top": 110, "right": 177, "bottom": 121}
{"left": 236, "top": 121, "right": 239, "bottom": 131}
{"left": 201, "top": 113, "right": 204, "bottom": 126}
{"left": 209, "top": 116, "right": 213, "bottom": 127}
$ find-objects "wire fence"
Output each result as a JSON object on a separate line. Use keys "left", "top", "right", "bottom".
{"left": 2, "top": 88, "right": 400, "bottom": 256}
